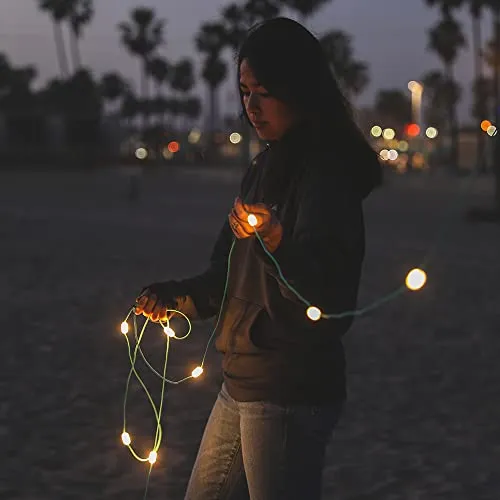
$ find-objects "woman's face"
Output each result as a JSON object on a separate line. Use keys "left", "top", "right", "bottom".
{"left": 239, "top": 58, "right": 298, "bottom": 141}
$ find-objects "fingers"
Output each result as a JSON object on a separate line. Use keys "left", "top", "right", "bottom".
{"left": 134, "top": 291, "right": 172, "bottom": 322}
{"left": 228, "top": 212, "right": 252, "bottom": 239}
{"left": 233, "top": 198, "right": 270, "bottom": 231}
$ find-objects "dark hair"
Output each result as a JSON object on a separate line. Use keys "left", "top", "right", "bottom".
{"left": 237, "top": 17, "right": 382, "bottom": 196}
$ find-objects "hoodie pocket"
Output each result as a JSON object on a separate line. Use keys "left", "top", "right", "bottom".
{"left": 215, "top": 296, "right": 268, "bottom": 354}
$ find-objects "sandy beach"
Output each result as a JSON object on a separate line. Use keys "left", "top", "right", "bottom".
{"left": 1, "top": 165, "right": 499, "bottom": 499}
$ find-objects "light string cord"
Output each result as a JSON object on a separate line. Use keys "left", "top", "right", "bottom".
{"left": 118, "top": 163, "right": 484, "bottom": 499}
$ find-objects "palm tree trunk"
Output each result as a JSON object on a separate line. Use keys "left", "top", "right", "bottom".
{"left": 69, "top": 28, "right": 82, "bottom": 73}
{"left": 140, "top": 61, "right": 148, "bottom": 131}
{"left": 493, "top": 8, "right": 500, "bottom": 211}
{"left": 208, "top": 85, "right": 217, "bottom": 163}
{"left": 472, "top": 13, "right": 485, "bottom": 172}
{"left": 52, "top": 21, "right": 69, "bottom": 79}
{"left": 446, "top": 64, "right": 459, "bottom": 171}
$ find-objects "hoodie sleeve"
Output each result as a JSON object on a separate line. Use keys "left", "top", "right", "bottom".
{"left": 179, "top": 220, "right": 234, "bottom": 320}
{"left": 253, "top": 160, "right": 366, "bottom": 336}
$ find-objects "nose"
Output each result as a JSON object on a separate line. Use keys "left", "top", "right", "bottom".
{"left": 246, "top": 92, "right": 261, "bottom": 115}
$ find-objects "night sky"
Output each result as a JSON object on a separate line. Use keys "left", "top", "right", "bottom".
{"left": 0, "top": 0, "right": 492, "bottom": 122}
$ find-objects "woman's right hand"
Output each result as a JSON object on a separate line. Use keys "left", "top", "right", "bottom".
{"left": 134, "top": 282, "right": 179, "bottom": 322}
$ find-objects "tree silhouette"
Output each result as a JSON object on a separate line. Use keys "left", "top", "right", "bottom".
{"left": 118, "top": 7, "right": 164, "bottom": 129}
{"left": 428, "top": 12, "right": 467, "bottom": 168}
{"left": 68, "top": 0, "right": 94, "bottom": 71}
{"left": 38, "top": 0, "right": 73, "bottom": 78}
{"left": 281, "top": 0, "right": 331, "bottom": 20}
{"left": 319, "top": 30, "right": 369, "bottom": 99}
{"left": 374, "top": 89, "right": 412, "bottom": 133}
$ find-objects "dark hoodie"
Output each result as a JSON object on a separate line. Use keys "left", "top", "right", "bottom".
{"left": 180, "top": 124, "right": 380, "bottom": 404}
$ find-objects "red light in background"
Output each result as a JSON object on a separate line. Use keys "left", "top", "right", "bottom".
{"left": 168, "top": 141, "right": 180, "bottom": 153}
{"left": 405, "top": 123, "right": 420, "bottom": 137}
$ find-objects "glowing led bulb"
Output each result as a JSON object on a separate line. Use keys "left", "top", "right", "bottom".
{"left": 306, "top": 306, "right": 322, "bottom": 321}
{"left": 163, "top": 326, "right": 176, "bottom": 337}
{"left": 121, "top": 432, "right": 131, "bottom": 446}
{"left": 192, "top": 366, "right": 204, "bottom": 378}
{"left": 120, "top": 322, "right": 129, "bottom": 334}
{"left": 148, "top": 451, "right": 157, "bottom": 464}
{"left": 405, "top": 268, "right": 427, "bottom": 291}
{"left": 247, "top": 214, "right": 258, "bottom": 227}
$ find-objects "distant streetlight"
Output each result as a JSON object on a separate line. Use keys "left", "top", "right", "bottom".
{"left": 408, "top": 81, "right": 424, "bottom": 135}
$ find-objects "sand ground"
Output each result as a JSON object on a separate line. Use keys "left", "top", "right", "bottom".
{"left": 1, "top": 165, "right": 499, "bottom": 499}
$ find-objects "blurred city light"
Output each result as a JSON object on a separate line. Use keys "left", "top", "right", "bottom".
{"left": 162, "top": 147, "right": 174, "bottom": 160}
{"left": 382, "top": 128, "right": 395, "bottom": 140}
{"left": 405, "top": 123, "right": 420, "bottom": 137}
{"left": 229, "top": 132, "right": 242, "bottom": 144}
{"left": 398, "top": 140, "right": 409, "bottom": 152}
{"left": 379, "top": 149, "right": 390, "bottom": 160}
{"left": 425, "top": 127, "right": 438, "bottom": 139}
{"left": 135, "top": 147, "right": 148, "bottom": 160}
{"left": 481, "top": 120, "right": 492, "bottom": 132}
{"left": 487, "top": 125, "right": 498, "bottom": 137}
{"left": 388, "top": 149, "right": 398, "bottom": 161}
{"left": 371, "top": 125, "right": 382, "bottom": 137}
{"left": 408, "top": 80, "right": 423, "bottom": 93}
{"left": 188, "top": 129, "right": 201, "bottom": 144}
{"left": 167, "top": 141, "right": 180, "bottom": 153}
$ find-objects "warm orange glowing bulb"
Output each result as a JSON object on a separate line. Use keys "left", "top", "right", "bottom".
{"left": 120, "top": 322, "right": 129, "bottom": 334}
{"left": 163, "top": 326, "right": 176, "bottom": 337}
{"left": 247, "top": 214, "right": 258, "bottom": 227}
{"left": 121, "top": 432, "right": 131, "bottom": 446}
{"left": 306, "top": 306, "right": 322, "bottom": 321}
{"left": 192, "top": 366, "right": 203, "bottom": 378}
{"left": 148, "top": 451, "right": 157, "bottom": 464}
{"left": 405, "top": 268, "right": 427, "bottom": 291}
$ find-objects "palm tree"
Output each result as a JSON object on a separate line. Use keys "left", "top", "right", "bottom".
{"left": 467, "top": 0, "right": 488, "bottom": 170}
{"left": 201, "top": 56, "right": 228, "bottom": 134}
{"left": 38, "top": 0, "right": 72, "bottom": 78}
{"left": 487, "top": 1, "right": 500, "bottom": 210}
{"left": 100, "top": 72, "right": 129, "bottom": 118}
{"left": 280, "top": 0, "right": 331, "bottom": 22}
{"left": 425, "top": 0, "right": 464, "bottom": 15}
{"left": 181, "top": 97, "right": 202, "bottom": 129}
{"left": 146, "top": 57, "right": 170, "bottom": 125}
{"left": 428, "top": 12, "right": 467, "bottom": 169}
{"left": 118, "top": 7, "right": 165, "bottom": 128}
{"left": 68, "top": 0, "right": 94, "bottom": 72}
{"left": 319, "top": 30, "right": 369, "bottom": 99}
{"left": 422, "top": 69, "right": 461, "bottom": 132}
{"left": 373, "top": 89, "right": 412, "bottom": 134}
{"left": 244, "top": 0, "right": 280, "bottom": 24}
{"left": 170, "top": 59, "right": 195, "bottom": 131}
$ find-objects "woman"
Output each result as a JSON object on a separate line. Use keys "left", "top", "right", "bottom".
{"left": 135, "top": 17, "right": 381, "bottom": 500}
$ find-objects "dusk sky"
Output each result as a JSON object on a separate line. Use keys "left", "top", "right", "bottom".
{"left": 0, "top": 0, "right": 493, "bottom": 122}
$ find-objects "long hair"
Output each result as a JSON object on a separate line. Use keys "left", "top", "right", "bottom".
{"left": 237, "top": 17, "right": 382, "bottom": 197}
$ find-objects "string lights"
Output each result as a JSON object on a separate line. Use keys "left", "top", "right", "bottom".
{"left": 118, "top": 211, "right": 428, "bottom": 468}
{"left": 118, "top": 193, "right": 439, "bottom": 498}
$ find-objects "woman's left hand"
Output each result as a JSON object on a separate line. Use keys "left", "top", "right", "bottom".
{"left": 229, "top": 197, "right": 283, "bottom": 253}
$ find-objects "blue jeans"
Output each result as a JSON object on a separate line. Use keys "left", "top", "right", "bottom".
{"left": 184, "top": 384, "right": 343, "bottom": 500}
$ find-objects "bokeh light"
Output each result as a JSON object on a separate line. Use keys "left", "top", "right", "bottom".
{"left": 487, "top": 125, "right": 497, "bottom": 137}
{"left": 229, "top": 132, "right": 242, "bottom": 144}
{"left": 388, "top": 149, "right": 398, "bottom": 161}
{"left": 426, "top": 127, "right": 438, "bottom": 139}
{"left": 188, "top": 129, "right": 201, "bottom": 144}
{"left": 481, "top": 120, "right": 492, "bottom": 132}
{"left": 379, "top": 149, "right": 390, "bottom": 161}
{"left": 371, "top": 125, "right": 382, "bottom": 137}
{"left": 383, "top": 128, "right": 396, "bottom": 140}
{"left": 167, "top": 141, "right": 180, "bottom": 153}
{"left": 135, "top": 147, "right": 148, "bottom": 160}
